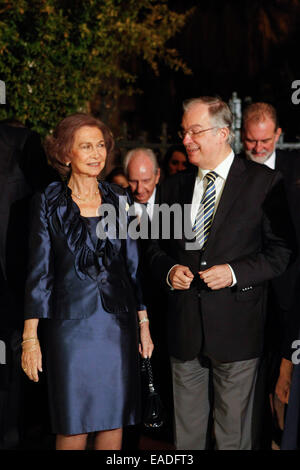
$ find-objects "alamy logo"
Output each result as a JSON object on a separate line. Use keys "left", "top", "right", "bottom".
{"left": 0, "top": 80, "right": 5, "bottom": 104}
{"left": 96, "top": 198, "right": 204, "bottom": 250}
{"left": 291, "top": 80, "right": 300, "bottom": 105}
{"left": 0, "top": 340, "right": 6, "bottom": 365}
{"left": 291, "top": 339, "right": 300, "bottom": 365}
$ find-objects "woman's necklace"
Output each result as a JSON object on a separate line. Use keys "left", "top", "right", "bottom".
{"left": 69, "top": 185, "right": 99, "bottom": 203}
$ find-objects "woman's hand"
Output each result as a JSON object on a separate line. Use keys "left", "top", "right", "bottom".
{"left": 139, "top": 323, "right": 154, "bottom": 359}
{"left": 21, "top": 338, "right": 43, "bottom": 383}
{"left": 275, "top": 358, "right": 293, "bottom": 404}
{"left": 138, "top": 310, "right": 154, "bottom": 359}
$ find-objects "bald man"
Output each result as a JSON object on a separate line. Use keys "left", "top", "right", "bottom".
{"left": 123, "top": 148, "right": 174, "bottom": 445}
{"left": 124, "top": 148, "right": 160, "bottom": 221}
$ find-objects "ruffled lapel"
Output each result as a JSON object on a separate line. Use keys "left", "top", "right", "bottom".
{"left": 44, "top": 181, "right": 120, "bottom": 280}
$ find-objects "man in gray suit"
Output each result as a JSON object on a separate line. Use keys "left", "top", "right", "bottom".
{"left": 147, "top": 96, "right": 295, "bottom": 449}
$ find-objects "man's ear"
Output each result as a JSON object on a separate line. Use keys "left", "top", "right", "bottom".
{"left": 275, "top": 127, "right": 282, "bottom": 143}
{"left": 219, "top": 126, "right": 230, "bottom": 142}
{"left": 155, "top": 168, "right": 161, "bottom": 183}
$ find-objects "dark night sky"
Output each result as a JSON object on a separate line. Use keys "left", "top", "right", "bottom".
{"left": 119, "top": 0, "right": 300, "bottom": 145}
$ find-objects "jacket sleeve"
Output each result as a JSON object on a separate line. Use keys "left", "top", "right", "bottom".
{"left": 24, "top": 191, "right": 54, "bottom": 319}
{"left": 144, "top": 234, "right": 179, "bottom": 289}
{"left": 230, "top": 172, "right": 297, "bottom": 288}
{"left": 122, "top": 190, "right": 147, "bottom": 311}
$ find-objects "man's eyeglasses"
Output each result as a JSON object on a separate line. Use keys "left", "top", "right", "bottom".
{"left": 178, "top": 126, "right": 218, "bottom": 140}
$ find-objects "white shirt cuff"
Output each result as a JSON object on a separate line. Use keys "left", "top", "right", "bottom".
{"left": 227, "top": 264, "right": 237, "bottom": 287}
{"left": 166, "top": 264, "right": 179, "bottom": 290}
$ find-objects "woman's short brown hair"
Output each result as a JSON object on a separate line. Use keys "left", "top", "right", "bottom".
{"left": 44, "top": 113, "right": 114, "bottom": 178}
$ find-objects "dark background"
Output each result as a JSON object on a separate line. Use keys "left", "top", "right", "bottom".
{"left": 116, "top": 0, "right": 300, "bottom": 145}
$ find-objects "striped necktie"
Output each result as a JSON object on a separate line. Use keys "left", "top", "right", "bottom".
{"left": 193, "top": 171, "right": 218, "bottom": 249}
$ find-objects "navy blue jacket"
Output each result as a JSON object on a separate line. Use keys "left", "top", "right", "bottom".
{"left": 24, "top": 181, "right": 146, "bottom": 320}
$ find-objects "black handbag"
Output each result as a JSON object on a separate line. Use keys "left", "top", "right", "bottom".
{"left": 141, "top": 357, "right": 165, "bottom": 429}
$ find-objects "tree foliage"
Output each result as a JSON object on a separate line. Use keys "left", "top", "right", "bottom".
{"left": 0, "top": 0, "right": 192, "bottom": 135}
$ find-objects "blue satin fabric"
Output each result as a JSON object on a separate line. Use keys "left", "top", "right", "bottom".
{"left": 24, "top": 181, "right": 146, "bottom": 319}
{"left": 42, "top": 218, "right": 141, "bottom": 435}
{"left": 24, "top": 183, "right": 145, "bottom": 434}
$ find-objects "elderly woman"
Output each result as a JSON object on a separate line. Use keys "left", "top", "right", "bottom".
{"left": 21, "top": 113, "right": 153, "bottom": 450}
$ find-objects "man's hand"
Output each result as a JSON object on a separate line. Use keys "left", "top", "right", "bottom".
{"left": 199, "top": 264, "right": 233, "bottom": 290}
{"left": 169, "top": 265, "right": 194, "bottom": 290}
{"left": 275, "top": 358, "right": 293, "bottom": 404}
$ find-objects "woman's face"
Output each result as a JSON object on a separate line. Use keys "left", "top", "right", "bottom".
{"left": 168, "top": 151, "right": 187, "bottom": 175}
{"left": 67, "top": 126, "right": 107, "bottom": 177}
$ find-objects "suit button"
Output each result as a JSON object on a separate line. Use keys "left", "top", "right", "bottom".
{"left": 200, "top": 261, "right": 207, "bottom": 267}
{"left": 197, "top": 292, "right": 201, "bottom": 298}
{"left": 100, "top": 278, "right": 107, "bottom": 285}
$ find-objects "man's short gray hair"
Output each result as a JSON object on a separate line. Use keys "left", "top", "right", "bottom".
{"left": 123, "top": 147, "right": 159, "bottom": 175}
{"left": 242, "top": 102, "right": 279, "bottom": 130}
{"left": 183, "top": 96, "right": 235, "bottom": 144}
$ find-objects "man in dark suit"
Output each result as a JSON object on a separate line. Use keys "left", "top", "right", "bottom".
{"left": 0, "top": 122, "right": 58, "bottom": 448}
{"left": 146, "top": 96, "right": 295, "bottom": 450}
{"left": 123, "top": 148, "right": 174, "bottom": 446}
{"left": 239, "top": 102, "right": 300, "bottom": 448}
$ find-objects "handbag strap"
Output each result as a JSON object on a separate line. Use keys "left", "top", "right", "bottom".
{"left": 143, "top": 357, "right": 155, "bottom": 393}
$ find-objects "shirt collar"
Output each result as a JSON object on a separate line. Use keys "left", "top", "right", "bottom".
{"left": 133, "top": 186, "right": 156, "bottom": 212}
{"left": 263, "top": 151, "right": 276, "bottom": 170}
{"left": 147, "top": 187, "right": 156, "bottom": 205}
{"left": 197, "top": 150, "right": 235, "bottom": 181}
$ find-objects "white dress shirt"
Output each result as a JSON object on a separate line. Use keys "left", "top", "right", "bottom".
{"left": 167, "top": 150, "right": 237, "bottom": 288}
{"left": 134, "top": 187, "right": 156, "bottom": 221}
{"left": 190, "top": 151, "right": 235, "bottom": 225}
{"left": 263, "top": 151, "right": 276, "bottom": 170}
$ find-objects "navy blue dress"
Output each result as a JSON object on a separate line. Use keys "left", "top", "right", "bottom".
{"left": 42, "top": 217, "right": 141, "bottom": 435}
{"left": 24, "top": 182, "right": 145, "bottom": 436}
{"left": 40, "top": 217, "right": 141, "bottom": 435}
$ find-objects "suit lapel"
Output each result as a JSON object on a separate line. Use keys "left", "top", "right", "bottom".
{"left": 204, "top": 156, "right": 248, "bottom": 255}
{"left": 159, "top": 168, "right": 197, "bottom": 248}
{"left": 179, "top": 168, "right": 197, "bottom": 246}
{"left": 154, "top": 184, "right": 160, "bottom": 204}
{"left": 180, "top": 167, "right": 198, "bottom": 206}
{"left": 275, "top": 150, "right": 285, "bottom": 173}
